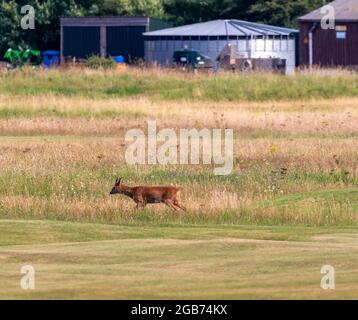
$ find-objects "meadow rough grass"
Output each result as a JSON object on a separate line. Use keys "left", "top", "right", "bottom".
{"left": 0, "top": 68, "right": 357, "bottom": 226}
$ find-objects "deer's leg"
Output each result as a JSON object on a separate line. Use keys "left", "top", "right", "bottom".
{"left": 173, "top": 192, "right": 187, "bottom": 212}
{"left": 134, "top": 194, "right": 146, "bottom": 210}
{"left": 174, "top": 201, "right": 187, "bottom": 212}
{"left": 164, "top": 199, "right": 178, "bottom": 211}
{"left": 135, "top": 200, "right": 146, "bottom": 210}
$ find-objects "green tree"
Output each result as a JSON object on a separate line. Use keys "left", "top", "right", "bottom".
{"left": 248, "top": 0, "right": 329, "bottom": 28}
{"left": 163, "top": 0, "right": 220, "bottom": 25}
{"left": 215, "top": 0, "right": 260, "bottom": 21}
{"left": 87, "top": 0, "right": 164, "bottom": 17}
{"left": 163, "top": 0, "right": 329, "bottom": 27}
{"left": 164, "top": 0, "right": 283, "bottom": 26}
{"left": 0, "top": 0, "right": 86, "bottom": 54}
{"left": 0, "top": 0, "right": 23, "bottom": 54}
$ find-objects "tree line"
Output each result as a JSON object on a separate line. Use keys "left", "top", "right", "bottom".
{"left": 0, "top": 0, "right": 328, "bottom": 54}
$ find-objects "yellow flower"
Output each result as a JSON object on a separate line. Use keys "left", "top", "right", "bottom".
{"left": 270, "top": 145, "right": 278, "bottom": 153}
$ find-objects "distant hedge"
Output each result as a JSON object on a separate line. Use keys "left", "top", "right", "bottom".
{"left": 84, "top": 56, "right": 116, "bottom": 70}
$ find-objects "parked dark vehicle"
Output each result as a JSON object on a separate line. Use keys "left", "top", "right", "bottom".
{"left": 173, "top": 49, "right": 213, "bottom": 70}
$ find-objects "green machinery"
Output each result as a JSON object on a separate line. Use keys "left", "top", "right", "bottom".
{"left": 4, "top": 48, "right": 41, "bottom": 68}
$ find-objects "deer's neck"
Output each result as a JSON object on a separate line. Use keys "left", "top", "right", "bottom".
{"left": 120, "top": 184, "right": 135, "bottom": 199}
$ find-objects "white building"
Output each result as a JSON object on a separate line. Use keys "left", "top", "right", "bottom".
{"left": 143, "top": 19, "right": 298, "bottom": 74}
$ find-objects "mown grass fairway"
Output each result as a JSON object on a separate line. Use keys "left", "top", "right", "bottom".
{"left": 0, "top": 68, "right": 358, "bottom": 299}
{"left": 1, "top": 220, "right": 358, "bottom": 299}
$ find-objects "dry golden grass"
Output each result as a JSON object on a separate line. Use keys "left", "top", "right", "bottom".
{"left": 0, "top": 69, "right": 357, "bottom": 225}
{"left": 0, "top": 135, "right": 357, "bottom": 225}
{"left": 1, "top": 136, "right": 358, "bottom": 174}
{"left": 1, "top": 95, "right": 358, "bottom": 136}
{"left": 2, "top": 93, "right": 358, "bottom": 112}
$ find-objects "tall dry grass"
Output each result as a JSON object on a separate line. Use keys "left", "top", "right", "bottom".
{"left": 0, "top": 136, "right": 357, "bottom": 226}
{"left": 1, "top": 95, "right": 358, "bottom": 136}
{"left": 0, "top": 68, "right": 358, "bottom": 226}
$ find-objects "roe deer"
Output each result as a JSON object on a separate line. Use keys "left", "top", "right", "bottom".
{"left": 110, "top": 177, "right": 187, "bottom": 211}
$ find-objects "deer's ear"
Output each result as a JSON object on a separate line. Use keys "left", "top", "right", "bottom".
{"left": 115, "top": 177, "right": 122, "bottom": 186}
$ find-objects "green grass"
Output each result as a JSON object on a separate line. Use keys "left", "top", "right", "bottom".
{"left": 1, "top": 220, "right": 358, "bottom": 299}
{"left": 2, "top": 69, "right": 358, "bottom": 101}
{"left": 1, "top": 164, "right": 358, "bottom": 226}
{"left": 0, "top": 107, "right": 145, "bottom": 119}
{"left": 0, "top": 219, "right": 339, "bottom": 246}
{"left": 262, "top": 188, "right": 358, "bottom": 208}
{"left": 1, "top": 69, "right": 358, "bottom": 299}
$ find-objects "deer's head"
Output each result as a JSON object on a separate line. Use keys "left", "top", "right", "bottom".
{"left": 110, "top": 177, "right": 122, "bottom": 195}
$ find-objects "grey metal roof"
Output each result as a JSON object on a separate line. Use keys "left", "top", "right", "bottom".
{"left": 143, "top": 19, "right": 298, "bottom": 37}
{"left": 299, "top": 0, "right": 358, "bottom": 22}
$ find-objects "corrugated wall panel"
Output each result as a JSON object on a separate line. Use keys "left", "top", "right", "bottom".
{"left": 300, "top": 21, "right": 358, "bottom": 66}
{"left": 63, "top": 26, "right": 100, "bottom": 58}
{"left": 145, "top": 38, "right": 296, "bottom": 74}
{"left": 238, "top": 40, "right": 247, "bottom": 52}
{"left": 106, "top": 26, "right": 146, "bottom": 62}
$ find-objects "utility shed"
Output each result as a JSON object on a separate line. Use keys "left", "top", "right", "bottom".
{"left": 143, "top": 19, "right": 298, "bottom": 74}
{"left": 298, "top": 0, "right": 358, "bottom": 67}
{"left": 60, "top": 16, "right": 170, "bottom": 62}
